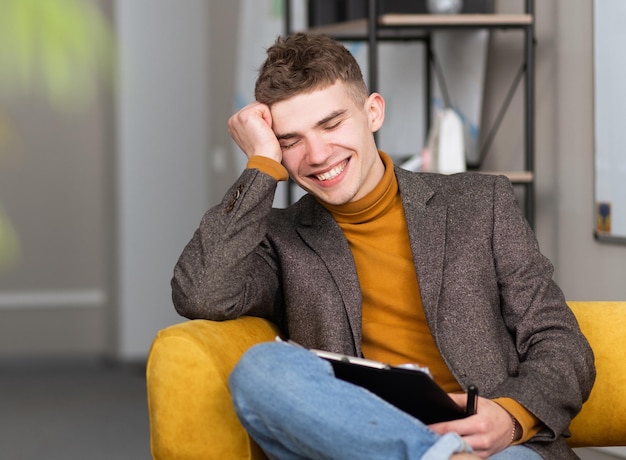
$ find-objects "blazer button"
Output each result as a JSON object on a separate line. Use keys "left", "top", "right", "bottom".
{"left": 225, "top": 185, "right": 244, "bottom": 213}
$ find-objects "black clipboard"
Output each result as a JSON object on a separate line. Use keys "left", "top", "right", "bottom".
{"left": 310, "top": 349, "right": 470, "bottom": 425}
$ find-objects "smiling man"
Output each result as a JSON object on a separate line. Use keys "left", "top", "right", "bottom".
{"left": 172, "top": 33, "right": 594, "bottom": 459}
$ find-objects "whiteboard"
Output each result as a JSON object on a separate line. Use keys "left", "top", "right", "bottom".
{"left": 594, "top": 0, "right": 626, "bottom": 243}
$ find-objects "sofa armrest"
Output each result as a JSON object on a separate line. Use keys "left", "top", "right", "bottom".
{"left": 147, "top": 316, "right": 278, "bottom": 460}
{"left": 567, "top": 301, "right": 626, "bottom": 447}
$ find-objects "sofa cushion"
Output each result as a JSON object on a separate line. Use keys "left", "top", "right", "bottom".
{"left": 567, "top": 301, "right": 626, "bottom": 447}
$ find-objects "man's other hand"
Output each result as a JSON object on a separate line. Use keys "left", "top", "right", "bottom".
{"left": 429, "top": 394, "right": 516, "bottom": 458}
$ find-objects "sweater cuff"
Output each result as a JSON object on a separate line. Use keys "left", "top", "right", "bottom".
{"left": 247, "top": 156, "right": 289, "bottom": 181}
{"left": 493, "top": 397, "right": 542, "bottom": 445}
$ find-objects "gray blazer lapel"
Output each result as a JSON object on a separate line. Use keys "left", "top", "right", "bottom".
{"left": 295, "top": 197, "right": 363, "bottom": 351}
{"left": 396, "top": 168, "right": 447, "bottom": 335}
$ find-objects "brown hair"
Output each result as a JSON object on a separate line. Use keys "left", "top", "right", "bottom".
{"left": 254, "top": 32, "right": 368, "bottom": 106}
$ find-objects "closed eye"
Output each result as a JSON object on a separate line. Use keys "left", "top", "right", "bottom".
{"left": 325, "top": 121, "right": 341, "bottom": 130}
{"left": 317, "top": 109, "right": 347, "bottom": 131}
{"left": 280, "top": 138, "right": 300, "bottom": 151}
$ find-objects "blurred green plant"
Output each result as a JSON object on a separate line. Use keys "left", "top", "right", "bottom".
{"left": 0, "top": 0, "right": 115, "bottom": 109}
{"left": 0, "top": 0, "right": 116, "bottom": 269}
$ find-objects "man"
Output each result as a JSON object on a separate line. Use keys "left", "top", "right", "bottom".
{"left": 172, "top": 33, "right": 594, "bottom": 459}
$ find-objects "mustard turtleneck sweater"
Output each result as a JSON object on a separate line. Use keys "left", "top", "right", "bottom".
{"left": 319, "top": 152, "right": 460, "bottom": 390}
{"left": 248, "top": 152, "right": 540, "bottom": 443}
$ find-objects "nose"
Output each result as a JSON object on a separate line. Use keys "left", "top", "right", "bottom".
{"left": 305, "top": 134, "right": 331, "bottom": 166}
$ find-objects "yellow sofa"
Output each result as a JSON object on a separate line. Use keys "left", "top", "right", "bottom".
{"left": 146, "top": 301, "right": 626, "bottom": 459}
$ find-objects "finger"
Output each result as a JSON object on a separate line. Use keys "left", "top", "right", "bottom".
{"left": 447, "top": 392, "right": 469, "bottom": 408}
{"left": 428, "top": 416, "right": 475, "bottom": 436}
{"left": 258, "top": 103, "right": 273, "bottom": 127}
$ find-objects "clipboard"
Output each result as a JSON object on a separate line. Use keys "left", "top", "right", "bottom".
{"left": 309, "top": 348, "right": 471, "bottom": 425}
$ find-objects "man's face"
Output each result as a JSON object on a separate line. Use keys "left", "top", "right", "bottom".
{"left": 270, "top": 81, "right": 385, "bottom": 205}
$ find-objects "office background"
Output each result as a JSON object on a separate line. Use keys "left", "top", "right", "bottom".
{"left": 3, "top": 0, "right": 622, "bottom": 360}
{"left": 0, "top": 0, "right": 623, "bottom": 360}
{"left": 0, "top": 0, "right": 624, "bottom": 458}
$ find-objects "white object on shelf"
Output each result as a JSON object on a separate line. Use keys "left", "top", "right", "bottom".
{"left": 419, "top": 108, "right": 466, "bottom": 175}
{"left": 427, "top": 0, "right": 464, "bottom": 15}
{"left": 437, "top": 108, "right": 466, "bottom": 174}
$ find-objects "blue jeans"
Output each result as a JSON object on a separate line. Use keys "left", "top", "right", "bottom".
{"left": 228, "top": 342, "right": 542, "bottom": 460}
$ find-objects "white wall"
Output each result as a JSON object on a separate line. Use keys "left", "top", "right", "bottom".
{"left": 482, "top": 1, "right": 626, "bottom": 301}
{"left": 114, "top": 0, "right": 211, "bottom": 359}
{"left": 550, "top": 0, "right": 626, "bottom": 300}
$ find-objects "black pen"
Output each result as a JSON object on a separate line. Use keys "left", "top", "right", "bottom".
{"left": 466, "top": 385, "right": 478, "bottom": 416}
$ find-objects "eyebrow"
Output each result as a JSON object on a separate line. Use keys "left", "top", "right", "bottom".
{"left": 276, "top": 109, "right": 348, "bottom": 141}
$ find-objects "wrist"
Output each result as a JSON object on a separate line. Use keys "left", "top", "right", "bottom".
{"left": 247, "top": 155, "right": 289, "bottom": 181}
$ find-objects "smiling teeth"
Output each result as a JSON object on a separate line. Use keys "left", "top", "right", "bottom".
{"left": 316, "top": 161, "right": 346, "bottom": 181}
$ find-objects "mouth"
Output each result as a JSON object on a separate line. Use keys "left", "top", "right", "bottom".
{"left": 313, "top": 159, "right": 349, "bottom": 182}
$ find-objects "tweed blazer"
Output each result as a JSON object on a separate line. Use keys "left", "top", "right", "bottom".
{"left": 172, "top": 165, "right": 595, "bottom": 459}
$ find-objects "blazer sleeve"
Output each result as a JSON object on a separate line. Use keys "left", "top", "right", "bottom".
{"left": 171, "top": 168, "right": 283, "bottom": 322}
{"left": 490, "top": 175, "right": 595, "bottom": 440}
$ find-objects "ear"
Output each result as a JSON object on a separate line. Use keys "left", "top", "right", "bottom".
{"left": 366, "top": 92, "right": 385, "bottom": 133}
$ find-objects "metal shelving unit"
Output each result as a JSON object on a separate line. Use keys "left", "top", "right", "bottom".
{"left": 284, "top": 0, "right": 536, "bottom": 227}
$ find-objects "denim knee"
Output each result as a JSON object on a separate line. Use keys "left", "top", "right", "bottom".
{"left": 228, "top": 342, "right": 277, "bottom": 405}
{"left": 229, "top": 341, "right": 332, "bottom": 407}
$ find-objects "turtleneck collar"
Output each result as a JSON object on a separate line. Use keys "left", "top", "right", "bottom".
{"left": 320, "top": 151, "right": 398, "bottom": 224}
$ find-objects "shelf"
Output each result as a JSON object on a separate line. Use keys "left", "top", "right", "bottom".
{"left": 289, "top": 1, "right": 536, "bottom": 227}
{"left": 380, "top": 14, "right": 533, "bottom": 28}
{"left": 308, "top": 14, "right": 533, "bottom": 39}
